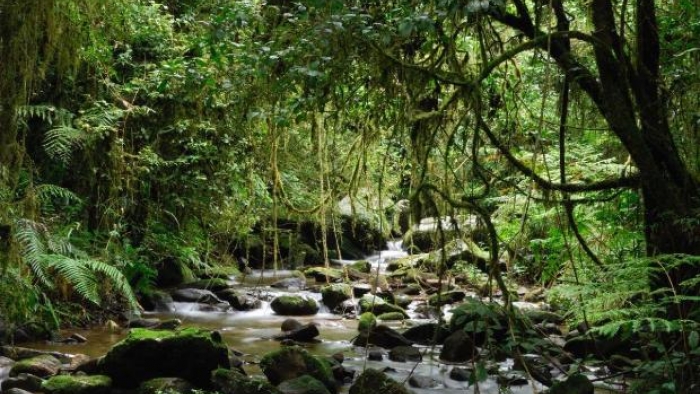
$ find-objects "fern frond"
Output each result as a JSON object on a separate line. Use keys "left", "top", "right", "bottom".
{"left": 45, "top": 255, "right": 101, "bottom": 305}
{"left": 43, "top": 125, "right": 85, "bottom": 164}
{"left": 85, "top": 259, "right": 139, "bottom": 310}
{"left": 14, "top": 219, "right": 52, "bottom": 288}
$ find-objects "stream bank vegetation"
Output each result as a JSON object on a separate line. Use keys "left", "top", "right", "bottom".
{"left": 1, "top": 0, "right": 699, "bottom": 392}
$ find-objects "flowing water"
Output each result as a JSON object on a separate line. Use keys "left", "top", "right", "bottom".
{"left": 17, "top": 241, "right": 562, "bottom": 393}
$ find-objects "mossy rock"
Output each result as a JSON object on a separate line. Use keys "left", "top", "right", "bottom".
{"left": 271, "top": 295, "right": 319, "bottom": 316}
{"left": 260, "top": 346, "right": 335, "bottom": 393}
{"left": 321, "top": 284, "right": 352, "bottom": 310}
{"left": 358, "top": 295, "right": 408, "bottom": 318}
{"left": 211, "top": 368, "right": 281, "bottom": 394}
{"left": 98, "top": 328, "right": 229, "bottom": 389}
{"left": 349, "top": 260, "right": 372, "bottom": 273}
{"left": 349, "top": 369, "right": 411, "bottom": 394}
{"left": 304, "top": 267, "right": 344, "bottom": 283}
{"left": 278, "top": 374, "right": 332, "bottom": 394}
{"left": 358, "top": 312, "right": 377, "bottom": 332}
{"left": 427, "top": 290, "right": 467, "bottom": 306}
{"left": 9, "top": 354, "right": 61, "bottom": 377}
{"left": 42, "top": 374, "right": 112, "bottom": 394}
{"left": 377, "top": 312, "right": 405, "bottom": 321}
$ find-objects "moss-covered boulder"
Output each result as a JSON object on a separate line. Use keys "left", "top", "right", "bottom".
{"left": 211, "top": 368, "right": 281, "bottom": 394}
{"left": 271, "top": 295, "right": 319, "bottom": 316}
{"left": 137, "top": 377, "right": 195, "bottom": 394}
{"left": 260, "top": 346, "right": 335, "bottom": 393}
{"left": 181, "top": 278, "right": 230, "bottom": 292}
{"left": 42, "top": 375, "right": 112, "bottom": 394}
{"left": 349, "top": 369, "right": 411, "bottom": 394}
{"left": 349, "top": 260, "right": 372, "bottom": 273}
{"left": 98, "top": 328, "right": 229, "bottom": 388}
{"left": 278, "top": 374, "right": 332, "bottom": 394}
{"left": 304, "top": 267, "right": 344, "bottom": 283}
{"left": 427, "top": 290, "right": 467, "bottom": 306}
{"left": 9, "top": 354, "right": 61, "bottom": 377}
{"left": 353, "top": 325, "right": 413, "bottom": 349}
{"left": 358, "top": 295, "right": 408, "bottom": 318}
{"left": 321, "top": 284, "right": 352, "bottom": 310}
{"left": 358, "top": 312, "right": 377, "bottom": 332}
{"left": 376, "top": 312, "right": 405, "bottom": 321}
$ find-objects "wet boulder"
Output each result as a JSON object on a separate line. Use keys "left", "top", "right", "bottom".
{"left": 304, "top": 267, "right": 344, "bottom": 283}
{"left": 9, "top": 354, "right": 61, "bottom": 378}
{"left": 137, "top": 377, "right": 195, "bottom": 394}
{"left": 182, "top": 278, "right": 230, "bottom": 292}
{"left": 358, "top": 295, "right": 408, "bottom": 318}
{"left": 358, "top": 312, "right": 377, "bottom": 332}
{"left": 439, "top": 330, "right": 476, "bottom": 363}
{"left": 271, "top": 295, "right": 319, "bottom": 316}
{"left": 4, "top": 389, "right": 35, "bottom": 394}
{"left": 278, "top": 374, "right": 332, "bottom": 394}
{"left": 376, "top": 312, "right": 405, "bottom": 321}
{"left": 2, "top": 373, "right": 45, "bottom": 392}
{"left": 427, "top": 290, "right": 466, "bottom": 306}
{"left": 216, "top": 289, "right": 261, "bottom": 311}
{"left": 260, "top": 346, "right": 336, "bottom": 393}
{"left": 271, "top": 277, "right": 307, "bottom": 290}
{"left": 41, "top": 375, "right": 112, "bottom": 394}
{"left": 171, "top": 288, "right": 224, "bottom": 304}
{"left": 388, "top": 346, "right": 422, "bottom": 362}
{"left": 275, "top": 323, "right": 320, "bottom": 342}
{"left": 353, "top": 325, "right": 413, "bottom": 349}
{"left": 98, "top": 328, "right": 229, "bottom": 388}
{"left": 321, "top": 284, "right": 352, "bottom": 311}
{"left": 408, "top": 375, "right": 439, "bottom": 389}
{"left": 349, "top": 369, "right": 411, "bottom": 394}
{"left": 211, "top": 368, "right": 281, "bottom": 394}
{"left": 402, "top": 323, "right": 450, "bottom": 345}
{"left": 349, "top": 260, "right": 372, "bottom": 274}
{"left": 139, "top": 290, "right": 174, "bottom": 312}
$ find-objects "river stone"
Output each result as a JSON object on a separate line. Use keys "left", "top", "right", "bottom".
{"left": 275, "top": 323, "right": 320, "bottom": 342}
{"left": 260, "top": 346, "right": 335, "bottom": 393}
{"left": 137, "top": 377, "right": 195, "bottom": 394}
{"left": 42, "top": 374, "right": 112, "bottom": 394}
{"left": 389, "top": 346, "right": 422, "bottom": 362}
{"left": 358, "top": 312, "right": 377, "bottom": 332}
{"left": 98, "top": 328, "right": 229, "bottom": 388}
{"left": 352, "top": 284, "right": 372, "bottom": 297}
{"left": 281, "top": 318, "right": 304, "bottom": 332}
{"left": 211, "top": 368, "right": 281, "bottom": 394}
{"left": 449, "top": 367, "right": 471, "bottom": 381}
{"left": 171, "top": 288, "right": 223, "bottom": 304}
{"left": 353, "top": 325, "right": 413, "bottom": 349}
{"left": 376, "top": 312, "right": 405, "bottom": 321}
{"left": 428, "top": 290, "right": 466, "bottom": 306}
{"left": 182, "top": 278, "right": 230, "bottom": 292}
{"left": 358, "top": 295, "right": 408, "bottom": 318}
{"left": 127, "top": 318, "right": 161, "bottom": 329}
{"left": 9, "top": 354, "right": 61, "bottom": 377}
{"left": 349, "top": 369, "right": 411, "bottom": 394}
{"left": 349, "top": 260, "right": 371, "bottom": 273}
{"left": 402, "top": 323, "right": 450, "bottom": 345}
{"left": 439, "top": 330, "right": 476, "bottom": 362}
{"left": 549, "top": 374, "right": 594, "bottom": 394}
{"left": 304, "top": 267, "right": 344, "bottom": 283}
{"left": 408, "top": 375, "right": 439, "bottom": 389}
{"left": 368, "top": 349, "right": 383, "bottom": 361}
{"left": 139, "top": 290, "right": 174, "bottom": 312}
{"left": 278, "top": 374, "right": 332, "bottom": 394}
{"left": 393, "top": 294, "right": 412, "bottom": 309}
{"left": 2, "top": 373, "right": 44, "bottom": 392}
{"left": 321, "top": 284, "right": 352, "bottom": 310}
{"left": 271, "top": 277, "right": 307, "bottom": 290}
{"left": 271, "top": 295, "right": 319, "bottom": 316}
{"left": 216, "top": 288, "right": 261, "bottom": 311}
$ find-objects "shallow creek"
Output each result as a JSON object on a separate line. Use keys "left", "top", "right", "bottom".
{"left": 20, "top": 243, "right": 558, "bottom": 393}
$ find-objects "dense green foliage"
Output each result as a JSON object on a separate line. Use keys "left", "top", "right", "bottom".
{"left": 1, "top": 0, "right": 699, "bottom": 391}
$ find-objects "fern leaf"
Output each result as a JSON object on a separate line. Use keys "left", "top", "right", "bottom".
{"left": 43, "top": 125, "right": 85, "bottom": 164}
{"left": 85, "top": 259, "right": 139, "bottom": 310}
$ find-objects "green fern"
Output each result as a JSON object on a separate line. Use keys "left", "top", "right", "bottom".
{"left": 43, "top": 125, "right": 86, "bottom": 164}
{"left": 13, "top": 219, "right": 138, "bottom": 310}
